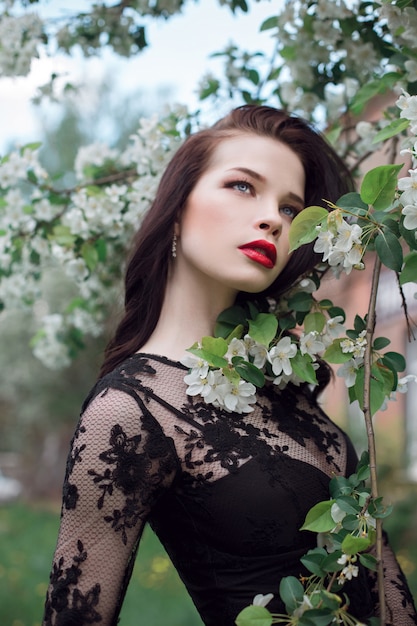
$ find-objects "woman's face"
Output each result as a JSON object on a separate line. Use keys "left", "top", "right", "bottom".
{"left": 176, "top": 132, "right": 306, "bottom": 304}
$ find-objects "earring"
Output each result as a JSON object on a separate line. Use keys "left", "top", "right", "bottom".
{"left": 171, "top": 234, "right": 177, "bottom": 259}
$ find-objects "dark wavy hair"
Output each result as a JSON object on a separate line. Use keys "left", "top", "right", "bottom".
{"left": 100, "top": 105, "right": 353, "bottom": 377}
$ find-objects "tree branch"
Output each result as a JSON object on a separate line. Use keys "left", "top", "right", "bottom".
{"left": 362, "top": 254, "right": 386, "bottom": 624}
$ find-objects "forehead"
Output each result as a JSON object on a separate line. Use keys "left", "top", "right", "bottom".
{"left": 207, "top": 132, "right": 304, "bottom": 171}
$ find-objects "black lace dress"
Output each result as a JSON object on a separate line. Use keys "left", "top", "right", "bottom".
{"left": 42, "top": 353, "right": 417, "bottom": 625}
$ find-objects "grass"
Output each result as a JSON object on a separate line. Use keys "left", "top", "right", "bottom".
{"left": 1, "top": 497, "right": 416, "bottom": 626}
{"left": 0, "top": 501, "right": 203, "bottom": 626}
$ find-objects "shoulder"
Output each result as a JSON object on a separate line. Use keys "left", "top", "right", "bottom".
{"left": 80, "top": 353, "right": 188, "bottom": 437}
{"left": 83, "top": 353, "right": 187, "bottom": 409}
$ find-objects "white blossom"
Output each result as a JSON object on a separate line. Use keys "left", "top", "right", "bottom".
{"left": 216, "top": 377, "right": 257, "bottom": 413}
{"left": 337, "top": 358, "right": 363, "bottom": 388}
{"left": 293, "top": 594, "right": 314, "bottom": 618}
{"left": 396, "top": 91, "right": 417, "bottom": 122}
{"left": 268, "top": 337, "right": 297, "bottom": 377}
{"left": 225, "top": 338, "right": 248, "bottom": 361}
{"left": 340, "top": 331, "right": 367, "bottom": 358}
{"left": 405, "top": 60, "right": 417, "bottom": 83}
{"left": 402, "top": 204, "right": 417, "bottom": 231}
{"left": 74, "top": 143, "right": 118, "bottom": 180}
{"left": 245, "top": 335, "right": 268, "bottom": 369}
{"left": 64, "top": 258, "right": 89, "bottom": 283}
{"left": 337, "top": 554, "right": 359, "bottom": 583}
{"left": 314, "top": 228, "right": 334, "bottom": 261}
{"left": 252, "top": 593, "right": 274, "bottom": 607}
{"left": 331, "top": 502, "right": 346, "bottom": 524}
{"left": 398, "top": 169, "right": 417, "bottom": 206}
{"left": 333, "top": 221, "right": 363, "bottom": 253}
{"left": 183, "top": 368, "right": 213, "bottom": 397}
{"left": 299, "top": 331, "right": 325, "bottom": 359}
{"left": 69, "top": 308, "right": 102, "bottom": 337}
{"left": 32, "top": 314, "right": 71, "bottom": 369}
{"left": 180, "top": 353, "right": 209, "bottom": 378}
{"left": 397, "top": 374, "right": 417, "bottom": 393}
{"left": 0, "top": 13, "right": 43, "bottom": 76}
{"left": 33, "top": 198, "right": 58, "bottom": 222}
{"left": 321, "top": 316, "right": 345, "bottom": 346}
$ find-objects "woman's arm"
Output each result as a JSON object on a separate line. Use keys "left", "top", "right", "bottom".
{"left": 42, "top": 386, "right": 179, "bottom": 626}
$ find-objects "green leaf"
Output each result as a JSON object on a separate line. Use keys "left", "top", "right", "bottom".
{"left": 329, "top": 476, "right": 353, "bottom": 498}
{"left": 373, "top": 336, "right": 391, "bottom": 350}
{"left": 336, "top": 192, "right": 368, "bottom": 211}
{"left": 291, "top": 351, "right": 317, "bottom": 385}
{"left": 300, "top": 549, "right": 327, "bottom": 577}
{"left": 354, "top": 366, "right": 388, "bottom": 416}
{"left": 399, "top": 218, "right": 417, "bottom": 250}
{"left": 222, "top": 366, "right": 241, "bottom": 386}
{"left": 201, "top": 336, "right": 228, "bottom": 357}
{"left": 359, "top": 553, "right": 377, "bottom": 571}
{"left": 279, "top": 576, "right": 304, "bottom": 613}
{"left": 382, "top": 351, "right": 406, "bottom": 373}
{"left": 350, "top": 81, "right": 383, "bottom": 115}
{"left": 287, "top": 291, "right": 314, "bottom": 312}
{"left": 289, "top": 206, "right": 328, "bottom": 252}
{"left": 21, "top": 141, "right": 42, "bottom": 152}
{"left": 81, "top": 242, "right": 99, "bottom": 272}
{"left": 235, "top": 605, "right": 273, "bottom": 626}
{"left": 360, "top": 164, "right": 403, "bottom": 210}
{"left": 321, "top": 551, "right": 345, "bottom": 573}
{"left": 341, "top": 534, "right": 371, "bottom": 554}
{"left": 350, "top": 74, "right": 402, "bottom": 115}
{"left": 48, "top": 225, "right": 76, "bottom": 246}
{"left": 215, "top": 305, "right": 247, "bottom": 338}
{"left": 335, "top": 496, "right": 361, "bottom": 515}
{"left": 304, "top": 312, "right": 326, "bottom": 334}
{"left": 342, "top": 514, "right": 360, "bottom": 531}
{"left": 248, "top": 313, "right": 278, "bottom": 346}
{"left": 95, "top": 238, "right": 107, "bottom": 262}
{"left": 322, "top": 339, "right": 352, "bottom": 364}
{"left": 375, "top": 230, "right": 403, "bottom": 271}
{"left": 353, "top": 315, "right": 367, "bottom": 333}
{"left": 299, "top": 609, "right": 336, "bottom": 626}
{"left": 373, "top": 118, "right": 410, "bottom": 143}
{"left": 319, "top": 590, "right": 343, "bottom": 610}
{"left": 400, "top": 251, "right": 417, "bottom": 285}
{"left": 187, "top": 339, "right": 229, "bottom": 369}
{"left": 368, "top": 497, "right": 394, "bottom": 519}
{"left": 356, "top": 463, "right": 371, "bottom": 482}
{"left": 226, "top": 324, "right": 244, "bottom": 343}
{"left": 300, "top": 500, "right": 336, "bottom": 532}
{"left": 234, "top": 360, "right": 265, "bottom": 387}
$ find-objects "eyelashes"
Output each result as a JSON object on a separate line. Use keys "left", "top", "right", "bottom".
{"left": 224, "top": 178, "right": 304, "bottom": 219}
{"left": 225, "top": 179, "right": 254, "bottom": 195}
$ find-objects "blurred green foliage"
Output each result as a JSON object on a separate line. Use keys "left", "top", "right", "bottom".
{"left": 0, "top": 502, "right": 203, "bottom": 626}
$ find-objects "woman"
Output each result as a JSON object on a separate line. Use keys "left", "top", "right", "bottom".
{"left": 42, "top": 105, "right": 417, "bottom": 625}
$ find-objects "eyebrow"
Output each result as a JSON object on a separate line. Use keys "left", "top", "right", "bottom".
{"left": 227, "top": 166, "right": 305, "bottom": 206}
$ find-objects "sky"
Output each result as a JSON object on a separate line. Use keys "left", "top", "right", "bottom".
{"left": 0, "top": 0, "right": 279, "bottom": 152}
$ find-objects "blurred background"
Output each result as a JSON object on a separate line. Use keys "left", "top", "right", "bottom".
{"left": 1, "top": 1, "right": 417, "bottom": 625}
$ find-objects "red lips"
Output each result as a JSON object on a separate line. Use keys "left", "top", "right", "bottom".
{"left": 238, "top": 240, "right": 277, "bottom": 269}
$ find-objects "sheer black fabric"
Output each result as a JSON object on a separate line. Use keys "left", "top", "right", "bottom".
{"left": 42, "top": 353, "right": 417, "bottom": 625}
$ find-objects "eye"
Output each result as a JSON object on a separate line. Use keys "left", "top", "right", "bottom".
{"left": 226, "top": 180, "right": 254, "bottom": 194}
{"left": 280, "top": 205, "right": 301, "bottom": 219}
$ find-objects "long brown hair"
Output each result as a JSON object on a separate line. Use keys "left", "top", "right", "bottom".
{"left": 100, "top": 105, "right": 352, "bottom": 377}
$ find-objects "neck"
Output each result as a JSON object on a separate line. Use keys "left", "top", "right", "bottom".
{"left": 139, "top": 265, "right": 237, "bottom": 361}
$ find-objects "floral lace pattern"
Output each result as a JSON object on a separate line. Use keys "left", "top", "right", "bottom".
{"left": 42, "top": 354, "right": 417, "bottom": 626}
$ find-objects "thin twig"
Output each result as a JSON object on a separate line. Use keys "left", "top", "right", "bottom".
{"left": 362, "top": 254, "right": 386, "bottom": 624}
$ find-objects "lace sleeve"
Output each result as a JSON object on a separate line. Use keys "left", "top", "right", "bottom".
{"left": 343, "top": 432, "right": 416, "bottom": 623}
{"left": 366, "top": 532, "right": 417, "bottom": 625}
{"left": 42, "top": 386, "right": 179, "bottom": 626}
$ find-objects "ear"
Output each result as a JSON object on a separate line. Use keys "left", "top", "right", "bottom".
{"left": 174, "top": 221, "right": 180, "bottom": 236}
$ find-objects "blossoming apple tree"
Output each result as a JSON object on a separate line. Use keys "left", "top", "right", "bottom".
{"left": 1, "top": 0, "right": 417, "bottom": 623}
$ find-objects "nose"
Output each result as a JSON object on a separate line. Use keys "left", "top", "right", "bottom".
{"left": 256, "top": 207, "right": 282, "bottom": 238}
